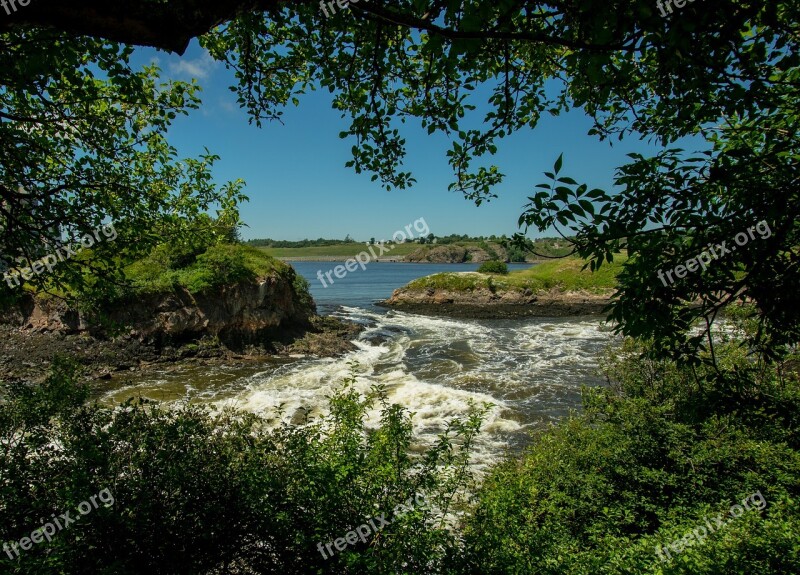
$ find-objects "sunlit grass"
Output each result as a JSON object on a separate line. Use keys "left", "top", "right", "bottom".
{"left": 125, "top": 244, "right": 291, "bottom": 296}
{"left": 407, "top": 256, "right": 626, "bottom": 294}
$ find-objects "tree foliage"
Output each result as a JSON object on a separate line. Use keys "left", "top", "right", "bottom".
{"left": 4, "top": 2, "right": 797, "bottom": 362}
{"left": 198, "top": 1, "right": 799, "bottom": 363}
{"left": 0, "top": 31, "right": 246, "bottom": 303}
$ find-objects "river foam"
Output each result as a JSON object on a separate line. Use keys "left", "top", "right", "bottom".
{"left": 101, "top": 304, "right": 614, "bottom": 471}
{"left": 211, "top": 307, "right": 613, "bottom": 470}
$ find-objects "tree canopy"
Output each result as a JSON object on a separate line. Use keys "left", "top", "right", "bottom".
{"left": 1, "top": 0, "right": 798, "bottom": 362}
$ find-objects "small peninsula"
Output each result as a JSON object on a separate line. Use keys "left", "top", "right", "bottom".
{"left": 379, "top": 258, "right": 622, "bottom": 318}
{"left": 0, "top": 244, "right": 360, "bottom": 382}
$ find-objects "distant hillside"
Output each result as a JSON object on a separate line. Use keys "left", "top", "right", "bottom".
{"left": 251, "top": 236, "right": 575, "bottom": 262}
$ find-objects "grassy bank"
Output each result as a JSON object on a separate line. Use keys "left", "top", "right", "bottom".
{"left": 120, "top": 243, "right": 314, "bottom": 316}
{"left": 406, "top": 256, "right": 624, "bottom": 294}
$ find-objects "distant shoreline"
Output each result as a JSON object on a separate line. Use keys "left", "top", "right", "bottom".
{"left": 277, "top": 257, "right": 542, "bottom": 263}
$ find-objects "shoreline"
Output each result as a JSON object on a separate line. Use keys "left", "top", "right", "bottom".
{"left": 379, "top": 280, "right": 613, "bottom": 320}
{"left": 377, "top": 296, "right": 611, "bottom": 319}
{"left": 277, "top": 257, "right": 543, "bottom": 263}
{"left": 0, "top": 315, "right": 364, "bottom": 384}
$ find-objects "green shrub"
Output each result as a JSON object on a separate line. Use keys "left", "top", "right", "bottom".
{"left": 0, "top": 362, "right": 486, "bottom": 574}
{"left": 477, "top": 260, "right": 508, "bottom": 274}
{"left": 457, "top": 338, "right": 800, "bottom": 575}
{"left": 123, "top": 244, "right": 289, "bottom": 298}
{"left": 291, "top": 271, "right": 315, "bottom": 315}
{"left": 507, "top": 245, "right": 527, "bottom": 262}
{"left": 182, "top": 243, "right": 253, "bottom": 293}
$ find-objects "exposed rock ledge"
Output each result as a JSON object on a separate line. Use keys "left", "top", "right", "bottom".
{"left": 0, "top": 276, "right": 361, "bottom": 382}
{"left": 379, "top": 284, "right": 612, "bottom": 319}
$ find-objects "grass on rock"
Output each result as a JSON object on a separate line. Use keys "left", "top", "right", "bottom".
{"left": 406, "top": 256, "right": 625, "bottom": 294}
{"left": 126, "top": 244, "right": 292, "bottom": 296}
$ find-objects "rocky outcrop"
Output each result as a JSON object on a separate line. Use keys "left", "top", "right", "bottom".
{"left": 404, "top": 243, "right": 508, "bottom": 263}
{"left": 1, "top": 275, "right": 313, "bottom": 348}
{"left": 379, "top": 283, "right": 612, "bottom": 319}
{"left": 405, "top": 245, "right": 468, "bottom": 263}
{"left": 466, "top": 243, "right": 508, "bottom": 263}
{"left": 0, "top": 273, "right": 362, "bottom": 381}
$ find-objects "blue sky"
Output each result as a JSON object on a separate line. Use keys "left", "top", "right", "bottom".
{"left": 135, "top": 42, "right": 676, "bottom": 242}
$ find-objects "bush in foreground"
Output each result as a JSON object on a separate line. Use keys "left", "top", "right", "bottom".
{"left": 458, "top": 336, "right": 800, "bottom": 574}
{"left": 477, "top": 261, "right": 508, "bottom": 275}
{"left": 0, "top": 361, "right": 485, "bottom": 574}
{"left": 2, "top": 319, "right": 798, "bottom": 574}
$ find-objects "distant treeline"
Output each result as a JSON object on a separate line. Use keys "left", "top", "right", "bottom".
{"left": 247, "top": 235, "right": 574, "bottom": 259}
{"left": 247, "top": 233, "right": 479, "bottom": 248}
{"left": 248, "top": 235, "right": 372, "bottom": 248}
{"left": 248, "top": 234, "right": 561, "bottom": 247}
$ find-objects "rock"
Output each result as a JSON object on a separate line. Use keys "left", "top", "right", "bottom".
{"left": 0, "top": 263, "right": 369, "bottom": 382}
{"left": 404, "top": 243, "right": 509, "bottom": 263}
{"left": 1, "top": 273, "right": 313, "bottom": 349}
{"left": 465, "top": 243, "right": 508, "bottom": 263}
{"left": 405, "top": 245, "right": 468, "bottom": 263}
{"left": 379, "top": 284, "right": 612, "bottom": 319}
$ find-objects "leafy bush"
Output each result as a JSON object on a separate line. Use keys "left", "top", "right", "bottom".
{"left": 457, "top": 338, "right": 800, "bottom": 575}
{"left": 124, "top": 244, "right": 289, "bottom": 297}
{"left": 182, "top": 243, "right": 253, "bottom": 292}
{"left": 477, "top": 260, "right": 508, "bottom": 274}
{"left": 291, "top": 272, "right": 315, "bottom": 315}
{"left": 507, "top": 245, "right": 527, "bottom": 262}
{"left": 0, "top": 361, "right": 486, "bottom": 574}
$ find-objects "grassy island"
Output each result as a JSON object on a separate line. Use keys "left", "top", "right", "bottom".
{"left": 405, "top": 257, "right": 624, "bottom": 294}
{"left": 381, "top": 257, "right": 626, "bottom": 318}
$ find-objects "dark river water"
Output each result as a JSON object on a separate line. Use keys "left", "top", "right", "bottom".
{"left": 101, "top": 262, "right": 615, "bottom": 472}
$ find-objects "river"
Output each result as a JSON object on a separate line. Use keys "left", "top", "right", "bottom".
{"left": 101, "top": 262, "right": 615, "bottom": 471}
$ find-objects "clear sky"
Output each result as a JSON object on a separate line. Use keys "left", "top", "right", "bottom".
{"left": 133, "top": 42, "right": 678, "bottom": 242}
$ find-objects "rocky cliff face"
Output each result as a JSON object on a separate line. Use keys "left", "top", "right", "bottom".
{"left": 404, "top": 243, "right": 508, "bottom": 263}
{"left": 0, "top": 270, "right": 367, "bottom": 383}
{"left": 380, "top": 284, "right": 611, "bottom": 319}
{"left": 1, "top": 273, "right": 314, "bottom": 348}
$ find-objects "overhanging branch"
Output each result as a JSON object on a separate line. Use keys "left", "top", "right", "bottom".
{"left": 0, "top": 0, "right": 290, "bottom": 53}
{"left": 0, "top": 0, "right": 637, "bottom": 54}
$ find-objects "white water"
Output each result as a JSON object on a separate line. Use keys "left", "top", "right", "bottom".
{"left": 101, "top": 262, "right": 616, "bottom": 470}
{"left": 209, "top": 307, "right": 615, "bottom": 470}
